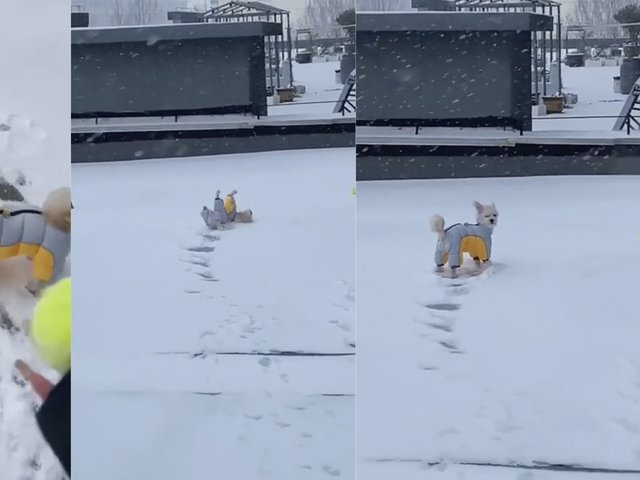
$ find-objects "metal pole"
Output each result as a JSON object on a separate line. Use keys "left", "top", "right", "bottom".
{"left": 542, "top": 4, "right": 547, "bottom": 96}
{"left": 532, "top": 4, "right": 539, "bottom": 103}
{"left": 273, "top": 12, "right": 281, "bottom": 90}
{"left": 267, "top": 35, "right": 273, "bottom": 93}
{"left": 287, "top": 12, "right": 293, "bottom": 85}
{"left": 557, "top": 5, "right": 563, "bottom": 93}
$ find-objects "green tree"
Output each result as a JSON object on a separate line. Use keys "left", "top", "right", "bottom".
{"left": 614, "top": 4, "right": 640, "bottom": 45}
{"left": 336, "top": 8, "right": 354, "bottom": 41}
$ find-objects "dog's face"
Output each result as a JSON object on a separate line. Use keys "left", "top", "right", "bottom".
{"left": 474, "top": 201, "right": 498, "bottom": 229}
{"left": 235, "top": 209, "right": 253, "bottom": 223}
{"left": 43, "top": 187, "right": 72, "bottom": 233}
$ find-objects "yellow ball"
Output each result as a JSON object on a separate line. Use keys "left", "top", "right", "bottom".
{"left": 352, "top": 187, "right": 356, "bottom": 195}
{"left": 31, "top": 277, "right": 71, "bottom": 373}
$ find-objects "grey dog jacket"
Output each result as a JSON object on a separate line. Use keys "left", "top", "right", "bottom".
{"left": 435, "top": 222, "right": 492, "bottom": 269}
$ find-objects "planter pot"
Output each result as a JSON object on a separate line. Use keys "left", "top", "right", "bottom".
{"left": 614, "top": 75, "right": 621, "bottom": 94}
{"left": 295, "top": 52, "right": 312, "bottom": 64}
{"left": 276, "top": 87, "right": 296, "bottom": 103}
{"left": 565, "top": 53, "right": 585, "bottom": 67}
{"left": 542, "top": 96, "right": 564, "bottom": 114}
{"left": 623, "top": 45, "right": 640, "bottom": 58}
{"left": 620, "top": 57, "right": 640, "bottom": 94}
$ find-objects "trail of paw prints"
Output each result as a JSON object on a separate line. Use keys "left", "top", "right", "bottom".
{"left": 285, "top": 398, "right": 345, "bottom": 477}
{"left": 197, "top": 308, "right": 277, "bottom": 353}
{"left": 181, "top": 232, "right": 221, "bottom": 294}
{"left": 412, "top": 276, "right": 476, "bottom": 369}
{"left": 238, "top": 398, "right": 345, "bottom": 478}
{"left": 329, "top": 279, "right": 355, "bottom": 349}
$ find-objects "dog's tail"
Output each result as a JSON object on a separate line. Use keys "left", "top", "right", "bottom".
{"left": 430, "top": 214, "right": 445, "bottom": 240}
{"left": 43, "top": 187, "right": 71, "bottom": 233}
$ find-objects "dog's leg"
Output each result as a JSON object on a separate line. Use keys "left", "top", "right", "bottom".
{"left": 26, "top": 279, "right": 45, "bottom": 297}
{"left": 0, "top": 256, "right": 36, "bottom": 293}
{"left": 434, "top": 241, "right": 448, "bottom": 274}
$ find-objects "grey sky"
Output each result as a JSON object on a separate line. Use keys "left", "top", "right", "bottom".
{"left": 188, "top": 0, "right": 578, "bottom": 26}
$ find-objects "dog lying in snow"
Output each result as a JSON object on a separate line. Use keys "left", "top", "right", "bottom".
{"left": 0, "top": 186, "right": 72, "bottom": 292}
{"left": 200, "top": 190, "right": 253, "bottom": 230}
{"left": 430, "top": 201, "right": 498, "bottom": 277}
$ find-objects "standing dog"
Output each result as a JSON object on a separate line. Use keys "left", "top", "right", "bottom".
{"left": 430, "top": 201, "right": 498, "bottom": 277}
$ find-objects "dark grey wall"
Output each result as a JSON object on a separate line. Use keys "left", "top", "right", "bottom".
{"left": 411, "top": 0, "right": 456, "bottom": 10}
{"left": 356, "top": 144, "right": 640, "bottom": 180}
{"left": 357, "top": 30, "right": 532, "bottom": 130}
{"left": 71, "top": 121, "right": 355, "bottom": 163}
{"left": 167, "top": 11, "right": 204, "bottom": 23}
{"left": 73, "top": 37, "right": 267, "bottom": 116}
{"left": 567, "top": 38, "right": 625, "bottom": 49}
{"left": 71, "top": 12, "right": 89, "bottom": 28}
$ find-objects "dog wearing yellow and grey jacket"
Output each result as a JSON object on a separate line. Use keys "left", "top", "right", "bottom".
{"left": 223, "top": 190, "right": 253, "bottom": 224}
{"left": 201, "top": 190, "right": 254, "bottom": 230}
{"left": 431, "top": 201, "right": 498, "bottom": 275}
{"left": 0, "top": 187, "right": 71, "bottom": 287}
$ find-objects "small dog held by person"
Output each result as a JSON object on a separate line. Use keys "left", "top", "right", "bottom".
{"left": 0, "top": 186, "right": 71, "bottom": 293}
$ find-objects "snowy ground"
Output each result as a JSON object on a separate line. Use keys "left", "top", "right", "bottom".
{"left": 0, "top": 1, "right": 70, "bottom": 194}
{"left": 269, "top": 60, "right": 346, "bottom": 116}
{"left": 72, "top": 148, "right": 355, "bottom": 480}
{"left": 0, "top": 1, "right": 70, "bottom": 479}
{"left": 357, "top": 175, "right": 640, "bottom": 480}
{"left": 533, "top": 65, "right": 626, "bottom": 132}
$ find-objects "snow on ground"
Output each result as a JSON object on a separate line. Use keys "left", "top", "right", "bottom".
{"left": 0, "top": 1, "right": 70, "bottom": 479}
{"left": 72, "top": 148, "right": 355, "bottom": 480}
{"left": 269, "top": 60, "right": 346, "bottom": 116}
{"left": 533, "top": 65, "right": 625, "bottom": 132}
{"left": 357, "top": 175, "right": 640, "bottom": 480}
{"left": 0, "top": 1, "right": 70, "bottom": 196}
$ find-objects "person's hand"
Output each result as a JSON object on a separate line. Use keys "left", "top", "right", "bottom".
{"left": 14, "top": 359, "right": 54, "bottom": 400}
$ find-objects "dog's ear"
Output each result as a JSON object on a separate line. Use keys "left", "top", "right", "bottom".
{"left": 473, "top": 201, "right": 484, "bottom": 213}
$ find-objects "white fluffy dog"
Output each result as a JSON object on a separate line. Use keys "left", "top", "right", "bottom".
{"left": 430, "top": 201, "right": 499, "bottom": 277}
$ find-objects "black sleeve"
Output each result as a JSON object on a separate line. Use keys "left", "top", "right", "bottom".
{"left": 36, "top": 370, "right": 70, "bottom": 477}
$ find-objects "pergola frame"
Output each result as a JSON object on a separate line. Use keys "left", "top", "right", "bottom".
{"left": 455, "top": 0, "right": 563, "bottom": 98}
{"left": 204, "top": 1, "right": 293, "bottom": 90}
